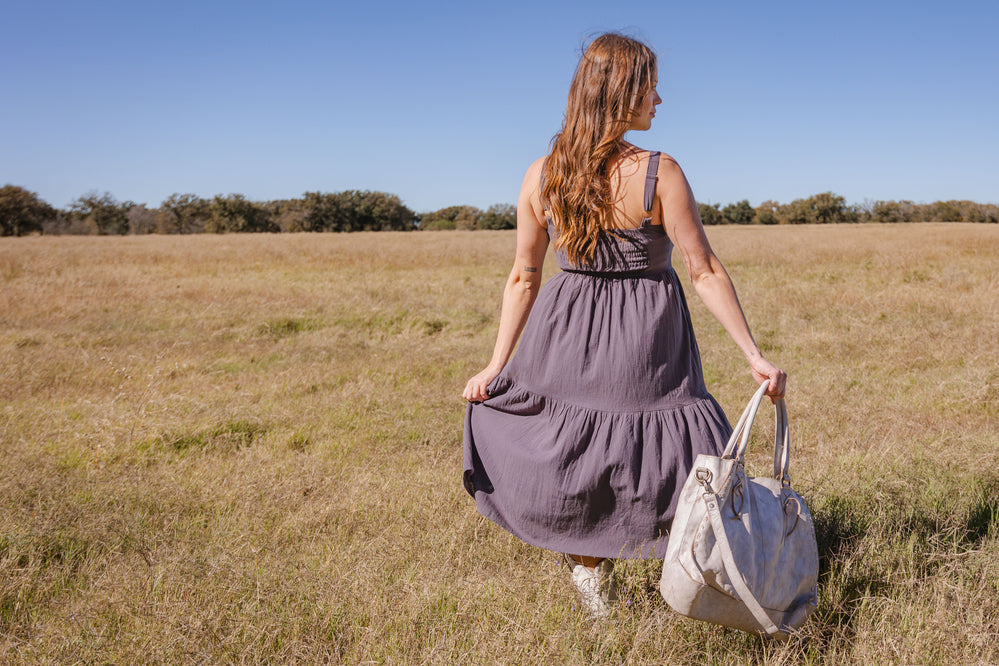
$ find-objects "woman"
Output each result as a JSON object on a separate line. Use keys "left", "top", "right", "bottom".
{"left": 462, "top": 33, "right": 786, "bottom": 618}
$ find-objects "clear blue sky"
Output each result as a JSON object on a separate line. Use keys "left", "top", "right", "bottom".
{"left": 3, "top": 0, "right": 997, "bottom": 213}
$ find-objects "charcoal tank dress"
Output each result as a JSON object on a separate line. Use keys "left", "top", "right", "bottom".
{"left": 462, "top": 151, "right": 732, "bottom": 559}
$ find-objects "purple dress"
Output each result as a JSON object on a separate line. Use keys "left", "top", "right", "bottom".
{"left": 462, "top": 152, "right": 731, "bottom": 559}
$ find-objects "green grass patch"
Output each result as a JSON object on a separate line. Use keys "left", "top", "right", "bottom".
{"left": 145, "top": 419, "right": 267, "bottom": 454}
{"left": 256, "top": 316, "right": 323, "bottom": 339}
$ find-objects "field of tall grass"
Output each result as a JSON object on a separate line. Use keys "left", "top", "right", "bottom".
{"left": 1, "top": 224, "right": 997, "bottom": 664}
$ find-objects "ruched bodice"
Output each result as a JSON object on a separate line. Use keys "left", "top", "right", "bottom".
{"left": 548, "top": 221, "right": 673, "bottom": 277}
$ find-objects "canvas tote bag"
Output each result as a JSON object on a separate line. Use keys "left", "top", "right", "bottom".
{"left": 660, "top": 381, "right": 818, "bottom": 639}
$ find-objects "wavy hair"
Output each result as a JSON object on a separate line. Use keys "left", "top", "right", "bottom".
{"left": 541, "top": 33, "right": 657, "bottom": 267}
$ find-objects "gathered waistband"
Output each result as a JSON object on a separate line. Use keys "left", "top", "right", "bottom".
{"left": 561, "top": 267, "right": 668, "bottom": 279}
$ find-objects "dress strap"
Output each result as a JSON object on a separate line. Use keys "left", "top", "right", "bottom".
{"left": 642, "top": 151, "right": 661, "bottom": 227}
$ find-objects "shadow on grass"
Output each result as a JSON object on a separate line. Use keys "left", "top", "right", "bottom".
{"left": 808, "top": 470, "right": 999, "bottom": 640}
{"left": 965, "top": 492, "right": 999, "bottom": 544}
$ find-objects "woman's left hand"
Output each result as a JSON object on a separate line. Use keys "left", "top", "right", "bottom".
{"left": 463, "top": 366, "right": 502, "bottom": 402}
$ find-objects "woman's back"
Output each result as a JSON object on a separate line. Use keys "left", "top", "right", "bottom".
{"left": 602, "top": 147, "right": 663, "bottom": 230}
{"left": 546, "top": 149, "right": 672, "bottom": 276}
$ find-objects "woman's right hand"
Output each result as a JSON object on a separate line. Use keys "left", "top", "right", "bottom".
{"left": 463, "top": 366, "right": 502, "bottom": 402}
{"left": 748, "top": 354, "right": 787, "bottom": 400}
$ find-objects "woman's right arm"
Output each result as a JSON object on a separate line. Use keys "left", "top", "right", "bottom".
{"left": 656, "top": 156, "right": 787, "bottom": 398}
{"left": 462, "top": 159, "right": 550, "bottom": 402}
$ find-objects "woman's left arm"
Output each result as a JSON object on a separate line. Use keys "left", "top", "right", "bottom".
{"left": 657, "top": 157, "right": 787, "bottom": 398}
{"left": 462, "top": 159, "right": 550, "bottom": 402}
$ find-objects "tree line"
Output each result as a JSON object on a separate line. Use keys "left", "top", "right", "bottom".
{"left": 697, "top": 192, "right": 999, "bottom": 225}
{"left": 0, "top": 187, "right": 421, "bottom": 236}
{"left": 1, "top": 184, "right": 996, "bottom": 237}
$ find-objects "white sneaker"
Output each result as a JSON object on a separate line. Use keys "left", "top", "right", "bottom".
{"left": 566, "top": 555, "right": 617, "bottom": 619}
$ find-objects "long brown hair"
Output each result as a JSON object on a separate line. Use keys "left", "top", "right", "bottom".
{"left": 541, "top": 34, "right": 657, "bottom": 267}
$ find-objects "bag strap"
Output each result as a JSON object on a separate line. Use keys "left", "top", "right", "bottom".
{"left": 773, "top": 398, "right": 791, "bottom": 484}
{"left": 702, "top": 488, "right": 782, "bottom": 636}
{"left": 720, "top": 381, "right": 792, "bottom": 483}
{"left": 721, "top": 381, "right": 768, "bottom": 460}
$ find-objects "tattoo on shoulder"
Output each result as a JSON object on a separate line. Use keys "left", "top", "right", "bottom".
{"left": 523, "top": 266, "right": 537, "bottom": 273}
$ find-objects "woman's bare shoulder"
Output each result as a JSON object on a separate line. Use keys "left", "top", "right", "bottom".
{"left": 525, "top": 156, "right": 546, "bottom": 178}
{"left": 654, "top": 152, "right": 690, "bottom": 187}
{"left": 654, "top": 151, "right": 681, "bottom": 171}
{"left": 519, "top": 157, "right": 549, "bottom": 219}
{"left": 520, "top": 157, "right": 548, "bottom": 198}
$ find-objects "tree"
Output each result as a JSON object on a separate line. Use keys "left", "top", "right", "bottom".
{"left": 0, "top": 185, "right": 56, "bottom": 236}
{"left": 755, "top": 200, "right": 780, "bottom": 225}
{"left": 418, "top": 218, "right": 452, "bottom": 230}
{"left": 721, "top": 200, "right": 755, "bottom": 225}
{"left": 453, "top": 205, "right": 481, "bottom": 230}
{"left": 270, "top": 199, "right": 308, "bottom": 232}
{"left": 127, "top": 204, "right": 158, "bottom": 234}
{"left": 780, "top": 192, "right": 855, "bottom": 224}
{"left": 157, "top": 193, "right": 209, "bottom": 234}
{"left": 354, "top": 191, "right": 415, "bottom": 231}
{"left": 206, "top": 194, "right": 277, "bottom": 233}
{"left": 870, "top": 200, "right": 916, "bottom": 223}
{"left": 697, "top": 202, "right": 722, "bottom": 225}
{"left": 69, "top": 191, "right": 133, "bottom": 235}
{"left": 420, "top": 205, "right": 481, "bottom": 230}
{"left": 301, "top": 191, "right": 342, "bottom": 231}
{"left": 301, "top": 190, "right": 414, "bottom": 232}
{"left": 810, "top": 192, "right": 855, "bottom": 224}
{"left": 479, "top": 203, "right": 517, "bottom": 230}
{"left": 781, "top": 198, "right": 813, "bottom": 224}
{"left": 930, "top": 201, "right": 962, "bottom": 222}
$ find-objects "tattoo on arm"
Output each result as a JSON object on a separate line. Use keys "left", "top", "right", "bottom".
{"left": 523, "top": 266, "right": 537, "bottom": 273}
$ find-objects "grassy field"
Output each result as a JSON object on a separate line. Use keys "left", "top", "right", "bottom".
{"left": 1, "top": 224, "right": 997, "bottom": 664}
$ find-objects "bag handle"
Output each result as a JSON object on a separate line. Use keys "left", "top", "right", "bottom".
{"left": 720, "top": 381, "right": 791, "bottom": 483}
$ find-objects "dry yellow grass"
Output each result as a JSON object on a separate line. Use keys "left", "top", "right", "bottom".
{"left": 1, "top": 224, "right": 997, "bottom": 664}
